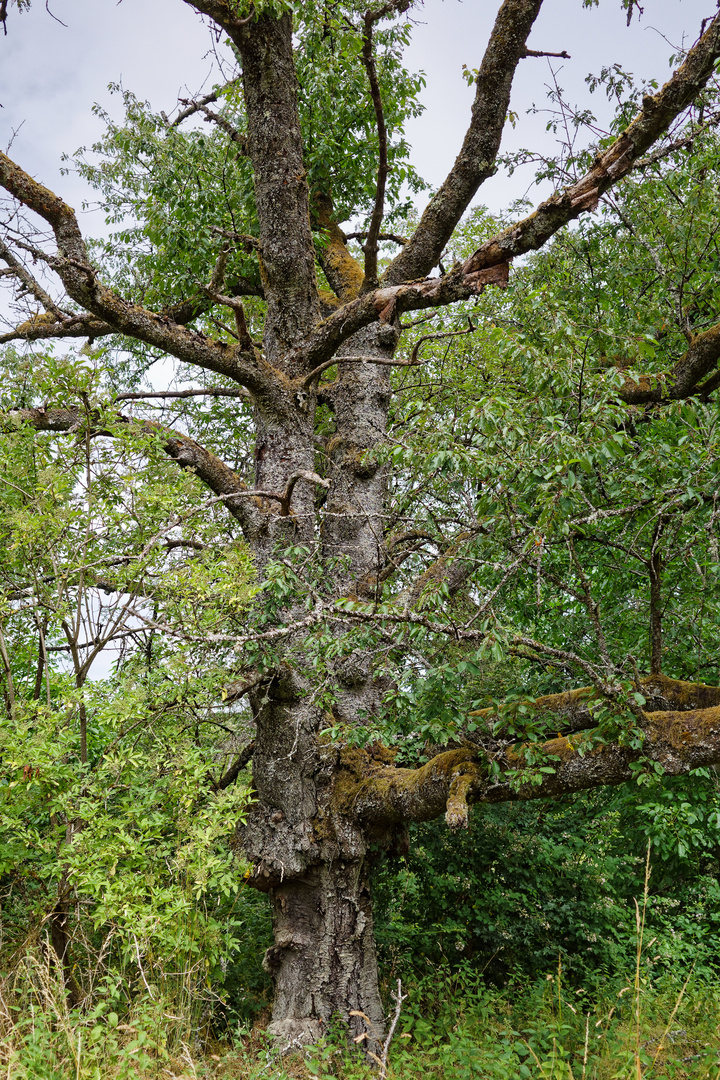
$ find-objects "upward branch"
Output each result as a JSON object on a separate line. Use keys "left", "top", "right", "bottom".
{"left": 383, "top": 0, "right": 544, "bottom": 285}
{"left": 462, "top": 9, "right": 720, "bottom": 273}
{"left": 360, "top": 0, "right": 412, "bottom": 288}
{"left": 299, "top": 8, "right": 720, "bottom": 366}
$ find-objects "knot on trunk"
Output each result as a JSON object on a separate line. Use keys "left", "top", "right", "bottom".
{"left": 262, "top": 929, "right": 311, "bottom": 973}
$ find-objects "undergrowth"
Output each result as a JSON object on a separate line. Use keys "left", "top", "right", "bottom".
{"left": 3, "top": 809, "right": 719, "bottom": 1078}
{"left": 2, "top": 951, "right": 718, "bottom": 1079}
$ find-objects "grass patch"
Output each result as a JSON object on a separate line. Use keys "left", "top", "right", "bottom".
{"left": 2, "top": 951, "right": 718, "bottom": 1079}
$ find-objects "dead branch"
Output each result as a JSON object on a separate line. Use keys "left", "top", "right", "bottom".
{"left": 114, "top": 386, "right": 251, "bottom": 403}
{"left": 172, "top": 79, "right": 240, "bottom": 126}
{"left": 409, "top": 316, "right": 477, "bottom": 364}
{"left": 521, "top": 47, "right": 570, "bottom": 59}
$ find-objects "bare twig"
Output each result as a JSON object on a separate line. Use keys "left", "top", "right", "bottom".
{"left": 409, "top": 316, "right": 477, "bottom": 364}
{"left": 172, "top": 79, "right": 240, "bottom": 127}
{"left": 0, "top": 236, "right": 68, "bottom": 320}
{"left": 521, "top": 47, "right": 570, "bottom": 59}
{"left": 634, "top": 109, "right": 720, "bottom": 169}
{"left": 302, "top": 352, "right": 426, "bottom": 389}
{"left": 114, "top": 386, "right": 251, "bottom": 403}
{"left": 344, "top": 230, "right": 409, "bottom": 246}
{"left": 378, "top": 979, "right": 406, "bottom": 1078}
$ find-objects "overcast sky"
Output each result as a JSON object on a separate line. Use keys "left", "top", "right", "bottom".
{"left": 0, "top": 0, "right": 714, "bottom": 263}
{"left": 1, "top": 0, "right": 715, "bottom": 211}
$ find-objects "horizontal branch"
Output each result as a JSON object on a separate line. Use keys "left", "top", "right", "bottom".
{"left": 521, "top": 47, "right": 570, "bottom": 59}
{"left": 347, "top": 698, "right": 720, "bottom": 830}
{"left": 467, "top": 673, "right": 720, "bottom": 738}
{"left": 344, "top": 231, "right": 408, "bottom": 246}
{"left": 114, "top": 386, "right": 252, "bottom": 403}
{"left": 301, "top": 352, "right": 425, "bottom": 389}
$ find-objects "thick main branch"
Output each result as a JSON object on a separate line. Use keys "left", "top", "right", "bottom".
{"left": 461, "top": 10, "right": 720, "bottom": 275}
{"left": 384, "top": 0, "right": 544, "bottom": 285}
{"left": 0, "top": 153, "right": 283, "bottom": 406}
{"left": 619, "top": 318, "right": 720, "bottom": 403}
{"left": 346, "top": 699, "right": 720, "bottom": 830}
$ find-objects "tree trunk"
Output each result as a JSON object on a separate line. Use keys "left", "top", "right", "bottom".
{"left": 49, "top": 874, "right": 82, "bottom": 1006}
{"left": 241, "top": 322, "right": 397, "bottom": 1043}
{"left": 649, "top": 548, "right": 663, "bottom": 675}
{"left": 242, "top": 686, "right": 387, "bottom": 1048}
{"left": 262, "top": 859, "right": 384, "bottom": 1050}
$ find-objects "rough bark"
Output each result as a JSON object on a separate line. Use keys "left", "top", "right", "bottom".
{"left": 464, "top": 673, "right": 720, "bottom": 737}
{"left": 262, "top": 861, "right": 384, "bottom": 1051}
{"left": 241, "top": 672, "right": 389, "bottom": 1047}
{"left": 231, "top": 12, "right": 321, "bottom": 360}
{"left": 349, "top": 702, "right": 720, "bottom": 829}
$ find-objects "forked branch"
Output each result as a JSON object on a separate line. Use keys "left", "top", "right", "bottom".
{"left": 462, "top": 10, "right": 720, "bottom": 274}
{"left": 0, "top": 150, "right": 280, "bottom": 397}
{"left": 172, "top": 79, "right": 240, "bottom": 125}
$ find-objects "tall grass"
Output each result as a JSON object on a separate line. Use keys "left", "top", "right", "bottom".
{"left": 2, "top": 946, "right": 717, "bottom": 1079}
{"left": 1, "top": 852, "right": 718, "bottom": 1079}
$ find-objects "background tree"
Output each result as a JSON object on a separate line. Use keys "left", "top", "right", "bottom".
{"left": 2, "top": 0, "right": 720, "bottom": 1052}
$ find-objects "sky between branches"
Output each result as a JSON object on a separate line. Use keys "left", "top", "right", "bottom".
{"left": 0, "top": 0, "right": 713, "bottom": 257}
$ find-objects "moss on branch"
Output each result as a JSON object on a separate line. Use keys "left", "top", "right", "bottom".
{"left": 342, "top": 698, "right": 720, "bottom": 830}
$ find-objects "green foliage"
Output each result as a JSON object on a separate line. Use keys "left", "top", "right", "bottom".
{"left": 294, "top": 3, "right": 427, "bottom": 225}
{"left": 3, "top": 11, "right": 720, "bottom": 1076}
{"left": 0, "top": 345, "right": 267, "bottom": 1041}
